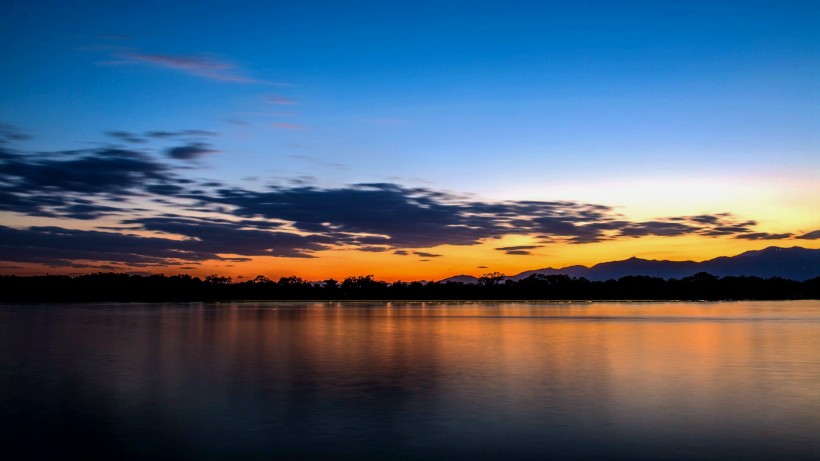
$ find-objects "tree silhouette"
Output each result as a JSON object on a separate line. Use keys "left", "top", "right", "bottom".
{"left": 250, "top": 275, "right": 272, "bottom": 284}
{"left": 0, "top": 272, "right": 816, "bottom": 302}
{"left": 341, "top": 275, "right": 389, "bottom": 298}
{"left": 205, "top": 274, "right": 232, "bottom": 285}
{"left": 477, "top": 272, "right": 506, "bottom": 287}
{"left": 323, "top": 278, "right": 339, "bottom": 291}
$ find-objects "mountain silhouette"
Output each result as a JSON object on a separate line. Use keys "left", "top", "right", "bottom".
{"left": 440, "top": 275, "right": 486, "bottom": 284}
{"left": 440, "top": 246, "right": 819, "bottom": 283}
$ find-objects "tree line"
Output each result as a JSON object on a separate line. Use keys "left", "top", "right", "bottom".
{"left": 0, "top": 271, "right": 817, "bottom": 302}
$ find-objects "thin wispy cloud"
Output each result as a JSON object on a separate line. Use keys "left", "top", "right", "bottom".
{"left": 121, "top": 52, "right": 258, "bottom": 83}
{"left": 165, "top": 143, "right": 218, "bottom": 161}
{"left": 734, "top": 232, "right": 793, "bottom": 240}
{"left": 235, "top": 111, "right": 298, "bottom": 117}
{"left": 0, "top": 123, "right": 32, "bottom": 143}
{"left": 148, "top": 130, "right": 217, "bottom": 138}
{"left": 105, "top": 130, "right": 217, "bottom": 145}
{"left": 496, "top": 245, "right": 541, "bottom": 256}
{"left": 106, "top": 131, "right": 146, "bottom": 143}
{"left": 106, "top": 51, "right": 291, "bottom": 86}
{"left": 267, "top": 95, "right": 298, "bottom": 105}
{"left": 288, "top": 155, "right": 347, "bottom": 170}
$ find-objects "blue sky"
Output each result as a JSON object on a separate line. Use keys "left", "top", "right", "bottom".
{"left": 0, "top": 1, "right": 817, "bottom": 278}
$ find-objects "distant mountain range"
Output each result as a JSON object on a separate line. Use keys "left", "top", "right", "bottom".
{"left": 439, "top": 246, "right": 820, "bottom": 283}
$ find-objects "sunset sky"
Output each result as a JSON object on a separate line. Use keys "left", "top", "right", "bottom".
{"left": 1, "top": 0, "right": 817, "bottom": 281}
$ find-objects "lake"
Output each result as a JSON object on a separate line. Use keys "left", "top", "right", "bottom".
{"left": 1, "top": 301, "right": 818, "bottom": 460}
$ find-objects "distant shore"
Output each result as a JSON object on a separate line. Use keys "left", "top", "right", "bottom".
{"left": 2, "top": 272, "right": 817, "bottom": 303}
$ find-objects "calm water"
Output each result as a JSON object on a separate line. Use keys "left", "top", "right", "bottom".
{"left": 1, "top": 301, "right": 819, "bottom": 460}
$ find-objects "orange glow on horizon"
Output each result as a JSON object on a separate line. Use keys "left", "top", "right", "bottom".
{"left": 5, "top": 234, "right": 817, "bottom": 281}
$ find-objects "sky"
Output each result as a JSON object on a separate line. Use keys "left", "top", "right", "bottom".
{"left": 0, "top": 0, "right": 818, "bottom": 281}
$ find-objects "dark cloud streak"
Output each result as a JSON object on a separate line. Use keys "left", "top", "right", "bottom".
{"left": 796, "top": 230, "right": 820, "bottom": 240}
{"left": 165, "top": 143, "right": 217, "bottom": 160}
{"left": 735, "top": 232, "right": 793, "bottom": 240}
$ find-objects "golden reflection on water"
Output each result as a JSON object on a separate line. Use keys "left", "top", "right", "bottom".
{"left": 170, "top": 301, "right": 820, "bottom": 439}
{"left": 2, "top": 301, "right": 819, "bottom": 459}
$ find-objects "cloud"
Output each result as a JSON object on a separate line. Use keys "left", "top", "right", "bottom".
{"left": 0, "top": 148, "right": 170, "bottom": 193}
{"left": 735, "top": 232, "right": 793, "bottom": 240}
{"left": 496, "top": 245, "right": 540, "bottom": 251}
{"left": 193, "top": 183, "right": 777, "bottom": 251}
{"left": 145, "top": 184, "right": 186, "bottom": 195}
{"left": 0, "top": 225, "right": 206, "bottom": 267}
{"left": 125, "top": 216, "right": 328, "bottom": 258}
{"left": 288, "top": 154, "right": 347, "bottom": 170}
{"left": 57, "top": 203, "right": 124, "bottom": 220}
{"left": 233, "top": 111, "right": 298, "bottom": 118}
{"left": 205, "top": 183, "right": 494, "bottom": 248}
{"left": 165, "top": 143, "right": 218, "bottom": 160}
{"left": 620, "top": 221, "right": 699, "bottom": 238}
{"left": 686, "top": 214, "right": 725, "bottom": 225}
{"left": 796, "top": 230, "right": 820, "bottom": 240}
{"left": 106, "top": 129, "right": 216, "bottom": 146}
{"left": 0, "top": 123, "right": 32, "bottom": 143}
{"left": 147, "top": 130, "right": 217, "bottom": 138}
{"left": 224, "top": 119, "right": 249, "bottom": 126}
{"left": 118, "top": 52, "right": 262, "bottom": 83}
{"left": 620, "top": 215, "right": 759, "bottom": 240}
{"left": 0, "top": 133, "right": 795, "bottom": 270}
{"left": 0, "top": 147, "right": 181, "bottom": 219}
{"left": 0, "top": 216, "right": 327, "bottom": 268}
{"left": 106, "top": 131, "right": 146, "bottom": 143}
{"left": 357, "top": 246, "right": 390, "bottom": 252}
{"left": 267, "top": 95, "right": 297, "bottom": 105}
{"left": 496, "top": 245, "right": 541, "bottom": 255}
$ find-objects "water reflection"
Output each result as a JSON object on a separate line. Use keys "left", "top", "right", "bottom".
{"left": 1, "top": 302, "right": 818, "bottom": 460}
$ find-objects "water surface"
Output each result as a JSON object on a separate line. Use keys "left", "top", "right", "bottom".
{"left": 1, "top": 301, "right": 818, "bottom": 460}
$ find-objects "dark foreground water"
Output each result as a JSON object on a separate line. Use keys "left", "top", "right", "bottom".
{"left": 1, "top": 301, "right": 819, "bottom": 460}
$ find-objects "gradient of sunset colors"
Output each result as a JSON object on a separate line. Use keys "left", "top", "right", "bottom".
{"left": 0, "top": 0, "right": 817, "bottom": 281}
